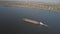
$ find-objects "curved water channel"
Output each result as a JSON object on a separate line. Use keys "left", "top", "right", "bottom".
{"left": 0, "top": 7, "right": 60, "bottom": 34}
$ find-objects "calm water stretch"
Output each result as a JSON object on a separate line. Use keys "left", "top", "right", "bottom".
{"left": 0, "top": 7, "right": 60, "bottom": 34}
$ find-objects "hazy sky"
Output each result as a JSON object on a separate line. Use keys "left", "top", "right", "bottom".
{"left": 0, "top": 0, "right": 60, "bottom": 3}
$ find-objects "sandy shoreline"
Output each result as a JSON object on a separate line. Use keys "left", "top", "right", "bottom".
{"left": 0, "top": 2, "right": 60, "bottom": 11}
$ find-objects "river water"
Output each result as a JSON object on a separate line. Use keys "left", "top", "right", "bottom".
{"left": 0, "top": 7, "right": 60, "bottom": 34}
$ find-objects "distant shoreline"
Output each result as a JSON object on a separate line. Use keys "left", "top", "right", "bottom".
{"left": 0, "top": 2, "right": 60, "bottom": 11}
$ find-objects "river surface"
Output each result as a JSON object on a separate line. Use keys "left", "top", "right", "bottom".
{"left": 0, "top": 7, "right": 60, "bottom": 34}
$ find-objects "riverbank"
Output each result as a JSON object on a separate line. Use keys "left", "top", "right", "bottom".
{"left": 0, "top": 1, "right": 60, "bottom": 11}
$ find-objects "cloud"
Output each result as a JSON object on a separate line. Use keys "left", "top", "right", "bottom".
{"left": 0, "top": 0, "right": 60, "bottom": 3}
